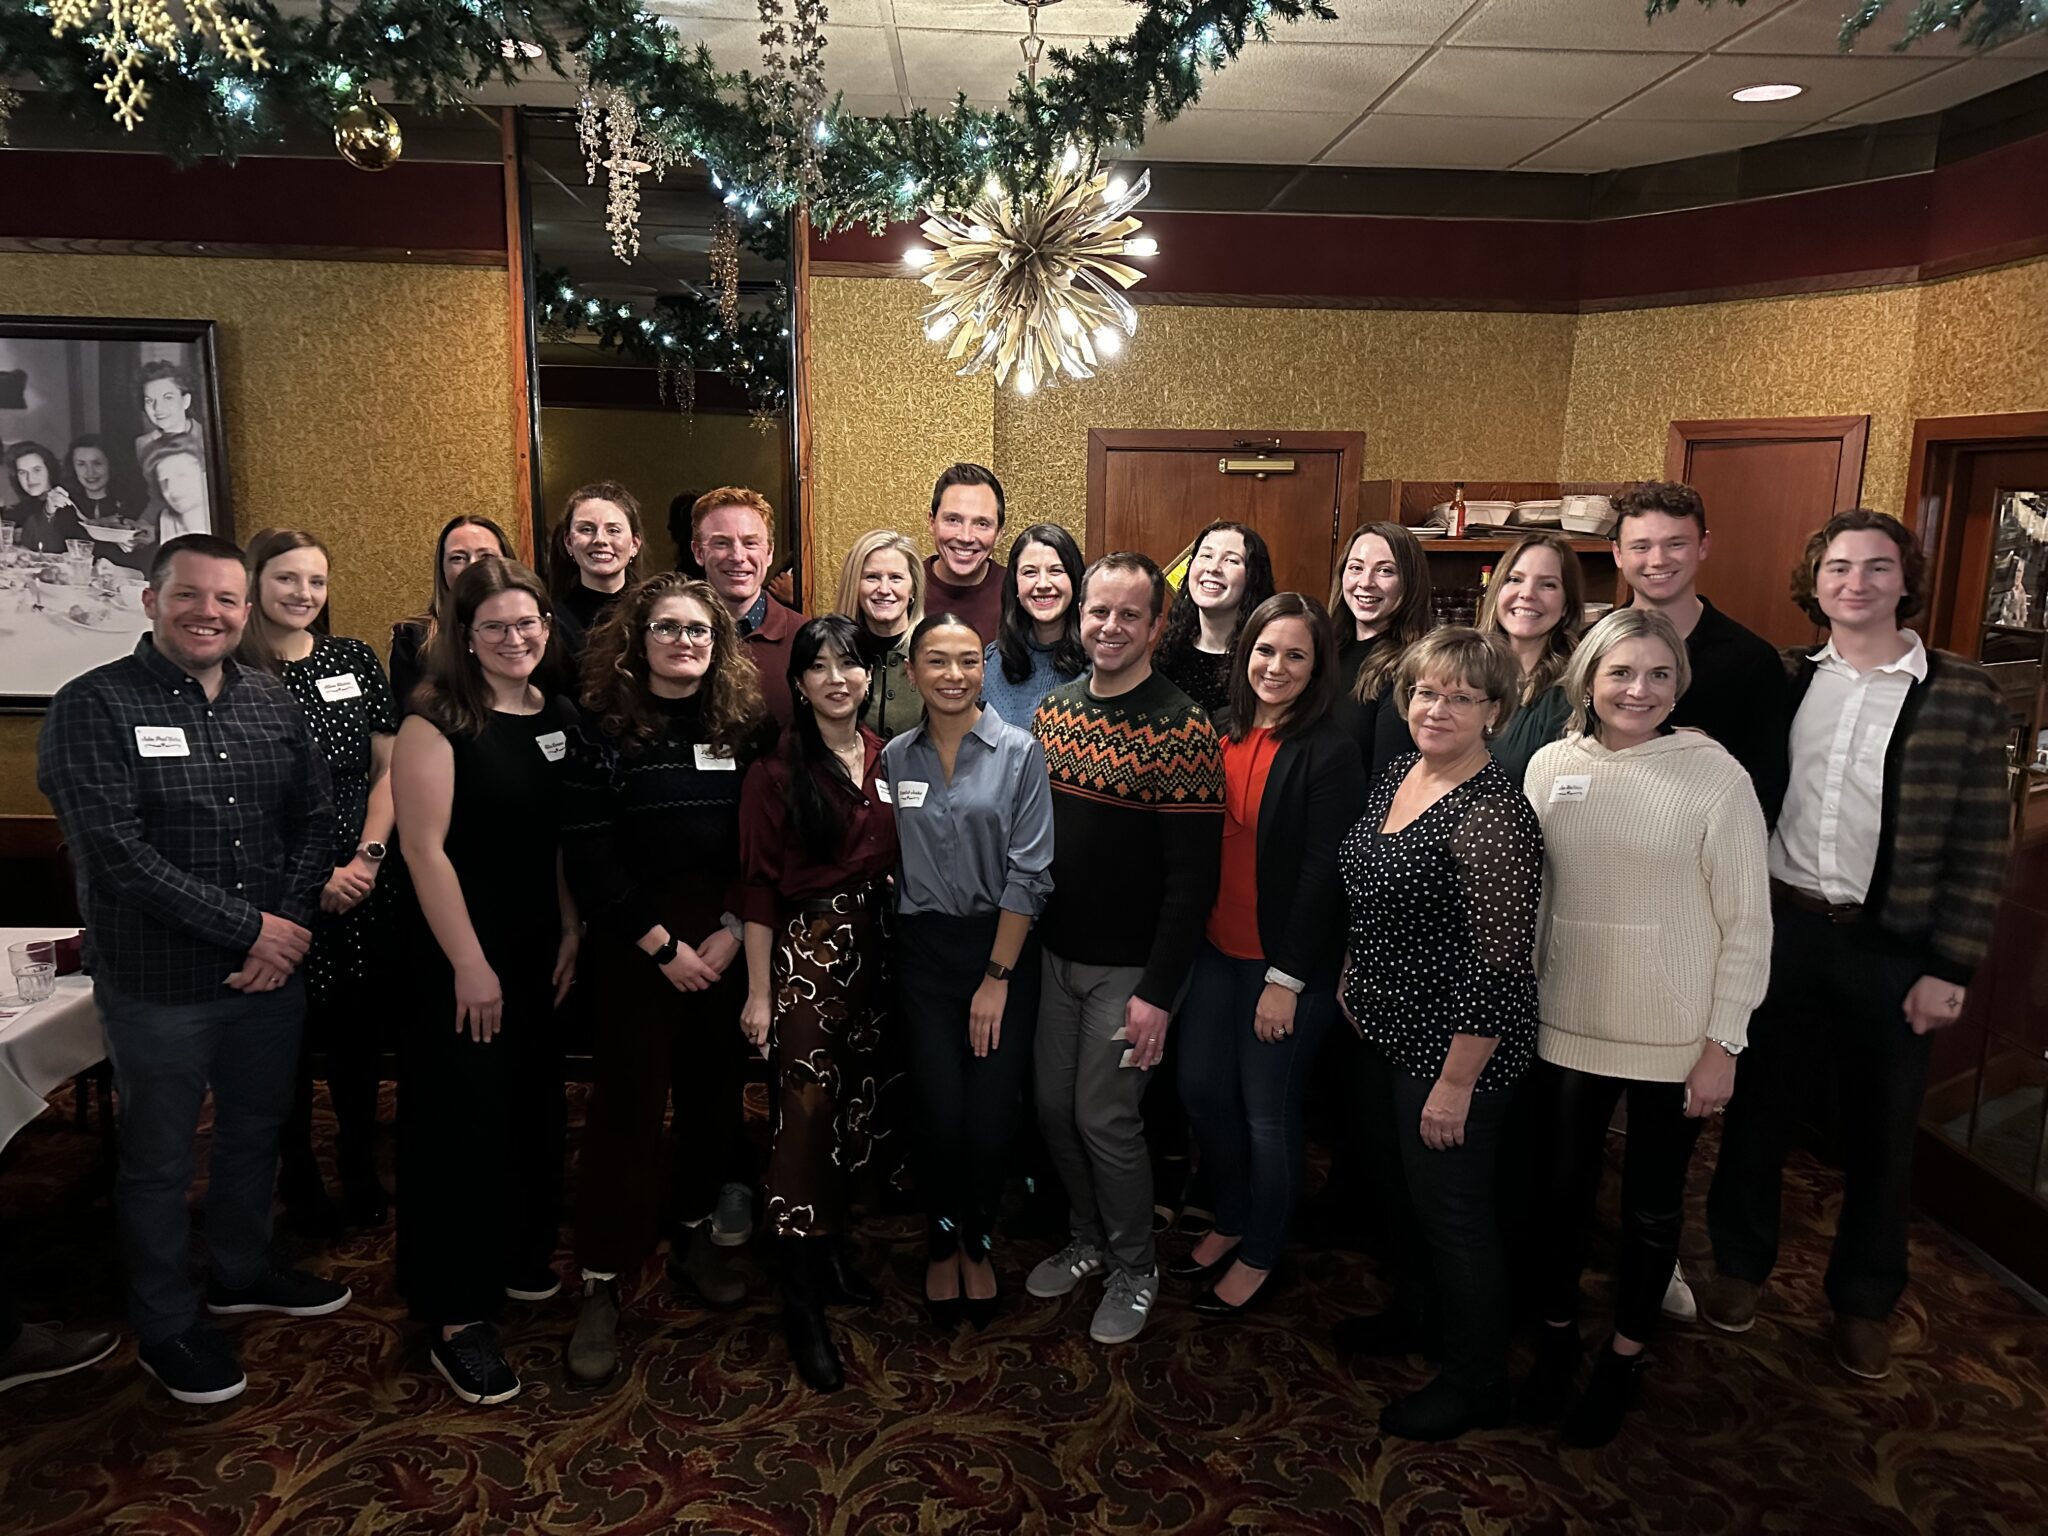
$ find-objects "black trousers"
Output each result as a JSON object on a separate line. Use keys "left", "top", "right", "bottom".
{"left": 1538, "top": 1061, "right": 1703, "bottom": 1345}
{"left": 1706, "top": 903, "right": 1931, "bottom": 1321}
{"left": 280, "top": 985, "right": 385, "bottom": 1185}
{"left": 1360, "top": 1044, "right": 1512, "bottom": 1392}
{"left": 896, "top": 913, "right": 1040, "bottom": 1259}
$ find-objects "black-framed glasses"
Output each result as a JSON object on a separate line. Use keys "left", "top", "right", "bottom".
{"left": 647, "top": 620, "right": 713, "bottom": 646}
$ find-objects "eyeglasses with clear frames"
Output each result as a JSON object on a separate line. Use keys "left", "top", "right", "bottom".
{"left": 647, "top": 620, "right": 713, "bottom": 646}
{"left": 474, "top": 616, "right": 549, "bottom": 642}
{"left": 1411, "top": 686, "right": 1490, "bottom": 714}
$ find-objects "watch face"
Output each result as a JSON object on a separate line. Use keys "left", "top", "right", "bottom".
{"left": 362, "top": 842, "right": 387, "bottom": 860}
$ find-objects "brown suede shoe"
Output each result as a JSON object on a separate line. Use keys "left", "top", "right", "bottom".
{"left": 1700, "top": 1276, "right": 1759, "bottom": 1334}
{"left": 1832, "top": 1314, "right": 1891, "bottom": 1381}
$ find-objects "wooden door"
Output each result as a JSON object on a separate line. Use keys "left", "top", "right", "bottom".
{"left": 1665, "top": 415, "right": 1869, "bottom": 648}
{"left": 1086, "top": 430, "right": 1364, "bottom": 601}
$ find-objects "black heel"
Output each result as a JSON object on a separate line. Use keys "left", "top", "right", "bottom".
{"left": 1192, "top": 1265, "right": 1279, "bottom": 1319}
{"left": 778, "top": 1239, "right": 844, "bottom": 1392}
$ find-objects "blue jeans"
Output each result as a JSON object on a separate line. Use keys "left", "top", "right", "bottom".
{"left": 96, "top": 978, "right": 305, "bottom": 1344}
{"left": 1177, "top": 944, "right": 1333, "bottom": 1271}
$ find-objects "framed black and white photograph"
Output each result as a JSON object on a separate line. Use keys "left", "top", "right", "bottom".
{"left": 0, "top": 316, "right": 232, "bottom": 712}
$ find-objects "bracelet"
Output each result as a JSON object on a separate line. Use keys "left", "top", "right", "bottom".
{"left": 1263, "top": 967, "right": 1306, "bottom": 995}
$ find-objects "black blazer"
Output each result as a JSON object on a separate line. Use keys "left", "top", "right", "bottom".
{"left": 1247, "top": 717, "right": 1369, "bottom": 992}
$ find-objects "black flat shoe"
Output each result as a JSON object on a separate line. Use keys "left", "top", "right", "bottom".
{"left": 1193, "top": 1269, "right": 1278, "bottom": 1319}
{"left": 1167, "top": 1242, "right": 1239, "bottom": 1283}
{"left": 1381, "top": 1375, "right": 1510, "bottom": 1442}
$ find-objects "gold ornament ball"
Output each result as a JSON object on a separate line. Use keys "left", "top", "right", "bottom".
{"left": 335, "top": 101, "right": 403, "bottom": 172}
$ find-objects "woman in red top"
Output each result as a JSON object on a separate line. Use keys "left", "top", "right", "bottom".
{"left": 1174, "top": 594, "right": 1367, "bottom": 1317}
{"left": 737, "top": 614, "right": 899, "bottom": 1393}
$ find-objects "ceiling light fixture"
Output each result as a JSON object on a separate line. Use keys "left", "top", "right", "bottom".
{"left": 1731, "top": 82, "right": 1805, "bottom": 102}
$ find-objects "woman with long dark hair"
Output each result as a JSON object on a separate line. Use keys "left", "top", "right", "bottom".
{"left": 393, "top": 558, "right": 580, "bottom": 1405}
{"left": 239, "top": 529, "right": 399, "bottom": 1236}
{"left": 547, "top": 481, "right": 645, "bottom": 670}
{"left": 1154, "top": 521, "right": 1275, "bottom": 728}
{"left": 561, "top": 574, "right": 775, "bottom": 1386}
{"left": 1327, "top": 521, "right": 1436, "bottom": 781}
{"left": 737, "top": 615, "right": 899, "bottom": 1393}
{"left": 983, "top": 522, "right": 1088, "bottom": 726}
{"left": 1476, "top": 531, "right": 1585, "bottom": 784}
{"left": 389, "top": 514, "right": 514, "bottom": 714}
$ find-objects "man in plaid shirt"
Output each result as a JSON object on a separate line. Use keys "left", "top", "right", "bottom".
{"left": 37, "top": 533, "right": 353, "bottom": 1404}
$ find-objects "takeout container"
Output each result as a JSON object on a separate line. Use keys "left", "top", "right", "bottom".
{"left": 1560, "top": 494, "right": 1618, "bottom": 537}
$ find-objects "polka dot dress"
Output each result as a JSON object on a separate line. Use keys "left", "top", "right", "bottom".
{"left": 1338, "top": 752, "right": 1543, "bottom": 1091}
{"left": 279, "top": 633, "right": 398, "bottom": 1000}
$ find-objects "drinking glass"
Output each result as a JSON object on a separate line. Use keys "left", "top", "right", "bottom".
{"left": 7, "top": 941, "right": 56, "bottom": 1003}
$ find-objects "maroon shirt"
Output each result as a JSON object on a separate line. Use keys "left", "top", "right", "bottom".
{"left": 738, "top": 593, "right": 804, "bottom": 727}
{"left": 923, "top": 554, "right": 1007, "bottom": 646}
{"left": 737, "top": 728, "right": 897, "bottom": 924}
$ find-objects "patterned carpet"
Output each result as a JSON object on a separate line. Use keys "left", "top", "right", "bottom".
{"left": 2, "top": 1087, "right": 2045, "bottom": 1536}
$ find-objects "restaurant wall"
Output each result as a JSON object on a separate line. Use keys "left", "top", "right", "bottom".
{"left": 0, "top": 251, "right": 518, "bottom": 814}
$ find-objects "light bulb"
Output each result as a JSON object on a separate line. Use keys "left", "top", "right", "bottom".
{"left": 984, "top": 176, "right": 1004, "bottom": 200}
{"left": 925, "top": 314, "right": 958, "bottom": 341}
{"left": 967, "top": 224, "right": 993, "bottom": 243}
{"left": 1124, "top": 236, "right": 1157, "bottom": 256}
{"left": 1014, "top": 368, "right": 1035, "bottom": 396}
{"left": 1058, "top": 309, "right": 1080, "bottom": 335}
{"left": 1060, "top": 143, "right": 1080, "bottom": 174}
{"left": 1094, "top": 326, "right": 1121, "bottom": 357}
{"left": 1105, "top": 177, "right": 1128, "bottom": 202}
{"left": 903, "top": 245, "right": 934, "bottom": 268}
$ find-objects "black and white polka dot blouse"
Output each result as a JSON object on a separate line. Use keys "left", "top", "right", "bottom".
{"left": 279, "top": 632, "right": 398, "bottom": 859}
{"left": 1338, "top": 752, "right": 1542, "bottom": 1092}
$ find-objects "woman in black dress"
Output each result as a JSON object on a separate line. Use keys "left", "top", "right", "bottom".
{"left": 239, "top": 529, "right": 399, "bottom": 1235}
{"left": 388, "top": 515, "right": 514, "bottom": 715}
{"left": 393, "top": 558, "right": 580, "bottom": 1406}
{"left": 2, "top": 442, "right": 90, "bottom": 553}
{"left": 1154, "top": 520, "right": 1274, "bottom": 728}
{"left": 1335, "top": 627, "right": 1542, "bottom": 1442}
{"left": 546, "top": 482, "right": 645, "bottom": 673}
{"left": 1327, "top": 521, "right": 1435, "bottom": 781}
{"left": 561, "top": 574, "right": 775, "bottom": 1387}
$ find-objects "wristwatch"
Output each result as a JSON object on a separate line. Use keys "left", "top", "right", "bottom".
{"left": 653, "top": 936, "right": 680, "bottom": 966}
{"left": 1264, "top": 967, "right": 1306, "bottom": 995}
{"left": 1709, "top": 1038, "right": 1745, "bottom": 1057}
{"left": 985, "top": 960, "right": 1014, "bottom": 982}
{"left": 359, "top": 841, "right": 387, "bottom": 862}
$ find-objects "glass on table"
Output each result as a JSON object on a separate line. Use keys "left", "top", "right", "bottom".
{"left": 7, "top": 940, "right": 57, "bottom": 1003}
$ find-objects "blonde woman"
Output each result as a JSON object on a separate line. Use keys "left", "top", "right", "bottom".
{"left": 834, "top": 529, "right": 926, "bottom": 738}
{"left": 1476, "top": 531, "right": 1585, "bottom": 785}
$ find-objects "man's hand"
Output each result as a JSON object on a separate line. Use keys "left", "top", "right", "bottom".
{"left": 249, "top": 912, "right": 312, "bottom": 973}
{"left": 1904, "top": 975, "right": 1966, "bottom": 1035}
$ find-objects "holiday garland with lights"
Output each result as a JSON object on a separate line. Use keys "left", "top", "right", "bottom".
{"left": 535, "top": 266, "right": 790, "bottom": 411}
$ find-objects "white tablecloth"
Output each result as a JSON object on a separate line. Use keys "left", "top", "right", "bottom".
{"left": 0, "top": 928, "right": 107, "bottom": 1153}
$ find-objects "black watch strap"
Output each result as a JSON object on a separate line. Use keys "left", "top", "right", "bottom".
{"left": 985, "top": 959, "right": 1013, "bottom": 982}
{"left": 653, "top": 936, "right": 680, "bottom": 966}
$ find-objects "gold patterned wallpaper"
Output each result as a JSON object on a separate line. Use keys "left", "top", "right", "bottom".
{"left": 0, "top": 252, "right": 517, "bottom": 814}
{"left": 1911, "top": 258, "right": 2048, "bottom": 418}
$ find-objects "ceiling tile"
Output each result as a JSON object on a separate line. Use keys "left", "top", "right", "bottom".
{"left": 651, "top": 0, "right": 885, "bottom": 24}
{"left": 1717, "top": 0, "right": 1996, "bottom": 56}
{"left": 1517, "top": 115, "right": 1802, "bottom": 170}
{"left": 1378, "top": 46, "right": 1679, "bottom": 116}
{"left": 1322, "top": 113, "right": 1584, "bottom": 168}
{"left": 897, "top": 27, "right": 1122, "bottom": 100}
{"left": 1264, "top": 0, "right": 1473, "bottom": 46}
{"left": 889, "top": 0, "right": 1135, "bottom": 34}
{"left": 1131, "top": 110, "right": 1357, "bottom": 165}
{"left": 1608, "top": 50, "right": 1951, "bottom": 119}
{"left": 1827, "top": 56, "right": 2048, "bottom": 120}
{"left": 1452, "top": 0, "right": 1778, "bottom": 54}
{"left": 1195, "top": 42, "right": 1423, "bottom": 112}
{"left": 656, "top": 17, "right": 897, "bottom": 95}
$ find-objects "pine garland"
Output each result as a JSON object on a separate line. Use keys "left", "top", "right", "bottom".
{"left": 535, "top": 265, "right": 790, "bottom": 407}
{"left": 1651, "top": 0, "right": 2044, "bottom": 52}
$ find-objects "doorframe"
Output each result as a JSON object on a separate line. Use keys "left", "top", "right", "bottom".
{"left": 1664, "top": 414, "right": 1870, "bottom": 510}
{"left": 1901, "top": 410, "right": 2048, "bottom": 649}
{"left": 1085, "top": 429, "right": 1366, "bottom": 562}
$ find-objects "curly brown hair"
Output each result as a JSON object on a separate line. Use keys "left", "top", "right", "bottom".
{"left": 579, "top": 572, "right": 767, "bottom": 756}
{"left": 1610, "top": 480, "right": 1708, "bottom": 536}
{"left": 1789, "top": 508, "right": 1928, "bottom": 628}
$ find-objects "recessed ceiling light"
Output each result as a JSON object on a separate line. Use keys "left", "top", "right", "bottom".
{"left": 1732, "top": 82, "right": 1805, "bottom": 102}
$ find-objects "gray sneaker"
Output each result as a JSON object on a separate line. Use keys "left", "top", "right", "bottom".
{"left": 1026, "top": 1238, "right": 1106, "bottom": 1299}
{"left": 565, "top": 1276, "right": 620, "bottom": 1387}
{"left": 1089, "top": 1268, "right": 1158, "bottom": 1345}
{"left": 711, "top": 1182, "right": 755, "bottom": 1248}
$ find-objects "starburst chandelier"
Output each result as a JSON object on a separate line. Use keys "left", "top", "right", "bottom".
{"left": 50, "top": 0, "right": 267, "bottom": 131}
{"left": 904, "top": 146, "right": 1155, "bottom": 396}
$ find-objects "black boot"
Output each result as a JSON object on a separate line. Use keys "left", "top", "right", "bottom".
{"left": 817, "top": 1234, "right": 879, "bottom": 1308}
{"left": 779, "top": 1239, "right": 843, "bottom": 1393}
{"left": 1381, "top": 1373, "right": 1511, "bottom": 1442}
{"left": 1517, "top": 1322, "right": 1585, "bottom": 1423}
{"left": 1561, "top": 1344, "right": 1646, "bottom": 1448}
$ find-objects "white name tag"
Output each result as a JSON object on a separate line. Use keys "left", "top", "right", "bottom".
{"left": 693, "top": 743, "right": 737, "bottom": 771}
{"left": 874, "top": 778, "right": 892, "bottom": 804}
{"left": 537, "top": 730, "right": 567, "bottom": 763}
{"left": 314, "top": 673, "right": 362, "bottom": 703}
{"left": 1549, "top": 773, "right": 1592, "bottom": 804}
{"left": 896, "top": 780, "right": 930, "bottom": 809}
{"left": 135, "top": 725, "right": 190, "bottom": 758}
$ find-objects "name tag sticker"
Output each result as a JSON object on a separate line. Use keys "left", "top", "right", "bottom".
{"left": 1549, "top": 774, "right": 1592, "bottom": 804}
{"left": 896, "top": 780, "right": 930, "bottom": 809}
{"left": 693, "top": 744, "right": 737, "bottom": 771}
{"left": 537, "top": 730, "right": 567, "bottom": 763}
{"left": 874, "top": 778, "right": 892, "bottom": 804}
{"left": 314, "top": 673, "right": 363, "bottom": 703}
{"left": 134, "top": 726, "right": 190, "bottom": 758}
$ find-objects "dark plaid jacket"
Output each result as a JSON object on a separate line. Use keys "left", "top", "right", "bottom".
{"left": 1782, "top": 645, "right": 2010, "bottom": 985}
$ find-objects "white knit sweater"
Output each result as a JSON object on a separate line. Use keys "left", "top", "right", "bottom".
{"left": 1525, "top": 730, "right": 1772, "bottom": 1083}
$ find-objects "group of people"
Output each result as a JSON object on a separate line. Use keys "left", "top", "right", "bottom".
{"left": 9, "top": 466, "right": 2010, "bottom": 1456}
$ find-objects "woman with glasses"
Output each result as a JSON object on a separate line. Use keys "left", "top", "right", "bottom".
{"left": 983, "top": 523, "right": 1089, "bottom": 726}
{"left": 390, "top": 515, "right": 514, "bottom": 715}
{"left": 737, "top": 615, "right": 899, "bottom": 1393}
{"left": 393, "top": 559, "right": 580, "bottom": 1406}
{"left": 835, "top": 529, "right": 926, "bottom": 739}
{"left": 1335, "top": 628, "right": 1542, "bottom": 1442}
{"left": 560, "top": 575, "right": 775, "bottom": 1387}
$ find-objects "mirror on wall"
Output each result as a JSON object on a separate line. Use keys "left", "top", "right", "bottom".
{"left": 519, "top": 110, "right": 800, "bottom": 599}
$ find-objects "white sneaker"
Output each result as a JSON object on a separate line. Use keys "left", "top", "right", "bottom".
{"left": 1088, "top": 1269, "right": 1157, "bottom": 1345}
{"left": 1026, "top": 1239, "right": 1105, "bottom": 1298}
{"left": 1661, "top": 1261, "right": 1698, "bottom": 1322}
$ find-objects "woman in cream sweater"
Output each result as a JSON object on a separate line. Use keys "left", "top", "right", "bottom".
{"left": 1520, "top": 608, "right": 1771, "bottom": 1448}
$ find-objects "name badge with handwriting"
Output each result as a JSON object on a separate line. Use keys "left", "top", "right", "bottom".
{"left": 896, "top": 780, "right": 930, "bottom": 809}
{"left": 1549, "top": 774, "right": 1592, "bottom": 804}
{"left": 693, "top": 744, "right": 737, "bottom": 771}
{"left": 315, "top": 673, "right": 363, "bottom": 703}
{"left": 135, "top": 726, "right": 190, "bottom": 758}
{"left": 537, "top": 730, "right": 567, "bottom": 763}
{"left": 874, "top": 778, "right": 892, "bottom": 804}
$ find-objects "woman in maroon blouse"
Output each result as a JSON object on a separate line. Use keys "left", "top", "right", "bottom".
{"left": 738, "top": 614, "right": 899, "bottom": 1393}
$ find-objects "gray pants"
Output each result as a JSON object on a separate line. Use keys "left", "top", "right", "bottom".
{"left": 1035, "top": 951, "right": 1155, "bottom": 1279}
{"left": 97, "top": 979, "right": 304, "bottom": 1344}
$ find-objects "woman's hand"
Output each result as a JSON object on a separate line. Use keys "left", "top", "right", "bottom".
{"left": 552, "top": 929, "right": 580, "bottom": 1007}
{"left": 455, "top": 960, "right": 504, "bottom": 1043}
{"left": 1253, "top": 983, "right": 1298, "bottom": 1044}
{"left": 1419, "top": 1077, "right": 1473, "bottom": 1150}
{"left": 968, "top": 976, "right": 1008, "bottom": 1059}
{"left": 740, "top": 992, "right": 772, "bottom": 1053}
{"left": 1904, "top": 975, "right": 1966, "bottom": 1035}
{"left": 320, "top": 856, "right": 377, "bottom": 914}
{"left": 1683, "top": 1041, "right": 1738, "bottom": 1119}
{"left": 1336, "top": 953, "right": 1358, "bottom": 1031}
{"left": 659, "top": 942, "right": 720, "bottom": 993}
{"left": 696, "top": 927, "right": 741, "bottom": 979}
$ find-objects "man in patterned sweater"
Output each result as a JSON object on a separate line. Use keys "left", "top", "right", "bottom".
{"left": 1704, "top": 510, "right": 2011, "bottom": 1383}
{"left": 1024, "top": 552, "right": 1224, "bottom": 1346}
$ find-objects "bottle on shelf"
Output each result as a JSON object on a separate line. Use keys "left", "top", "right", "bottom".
{"left": 1451, "top": 480, "right": 1468, "bottom": 540}
{"left": 1479, "top": 562, "right": 1494, "bottom": 593}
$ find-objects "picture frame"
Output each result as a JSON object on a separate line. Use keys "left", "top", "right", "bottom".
{"left": 0, "top": 316, "right": 232, "bottom": 712}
